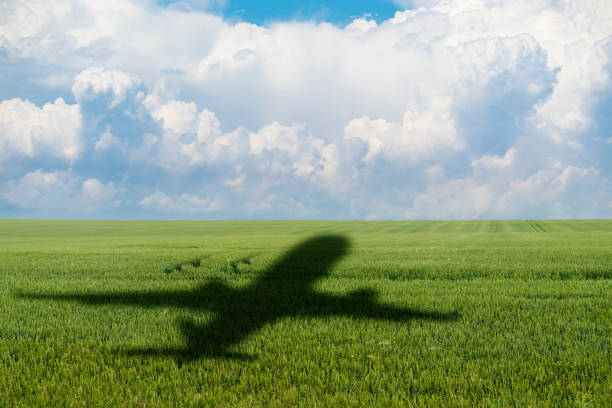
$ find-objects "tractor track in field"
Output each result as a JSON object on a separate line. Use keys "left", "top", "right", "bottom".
{"left": 526, "top": 220, "right": 546, "bottom": 233}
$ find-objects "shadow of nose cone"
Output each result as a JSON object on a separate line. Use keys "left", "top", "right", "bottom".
{"left": 263, "top": 235, "right": 350, "bottom": 282}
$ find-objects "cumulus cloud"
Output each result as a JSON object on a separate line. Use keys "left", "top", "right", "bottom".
{"left": 139, "top": 191, "right": 222, "bottom": 213}
{"left": 344, "top": 18, "right": 377, "bottom": 34}
{"left": 344, "top": 98, "right": 465, "bottom": 163}
{"left": 409, "top": 164, "right": 612, "bottom": 220}
{"left": 1, "top": 0, "right": 611, "bottom": 218}
{"left": 144, "top": 100, "right": 250, "bottom": 169}
{"left": 139, "top": 92, "right": 337, "bottom": 184}
{"left": 145, "top": 98, "right": 198, "bottom": 134}
{"left": 94, "top": 126, "right": 122, "bottom": 151}
{"left": 250, "top": 122, "right": 305, "bottom": 155}
{"left": 1, "top": 170, "right": 79, "bottom": 209}
{"left": 81, "top": 177, "right": 118, "bottom": 201}
{"left": 72, "top": 67, "right": 140, "bottom": 108}
{"left": 471, "top": 148, "right": 516, "bottom": 173}
{"left": 1, "top": 170, "right": 119, "bottom": 211}
{"left": 73, "top": 67, "right": 142, "bottom": 108}
{"left": 498, "top": 165, "right": 610, "bottom": 218}
{"left": 0, "top": 97, "right": 82, "bottom": 163}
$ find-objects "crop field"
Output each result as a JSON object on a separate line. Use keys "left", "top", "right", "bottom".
{"left": 1, "top": 219, "right": 611, "bottom": 407}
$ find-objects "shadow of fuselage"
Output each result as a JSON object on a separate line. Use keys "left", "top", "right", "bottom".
{"left": 17, "top": 235, "right": 458, "bottom": 360}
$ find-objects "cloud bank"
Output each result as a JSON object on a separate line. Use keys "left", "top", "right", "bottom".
{"left": 1, "top": 0, "right": 611, "bottom": 219}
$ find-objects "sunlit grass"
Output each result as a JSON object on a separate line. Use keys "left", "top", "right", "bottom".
{"left": 1, "top": 220, "right": 611, "bottom": 406}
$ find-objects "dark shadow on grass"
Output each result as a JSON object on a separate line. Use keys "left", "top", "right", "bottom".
{"left": 17, "top": 235, "right": 459, "bottom": 361}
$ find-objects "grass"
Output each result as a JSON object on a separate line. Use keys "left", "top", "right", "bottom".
{"left": 1, "top": 219, "right": 611, "bottom": 406}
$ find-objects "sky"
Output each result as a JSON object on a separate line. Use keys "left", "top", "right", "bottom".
{"left": 0, "top": 0, "right": 611, "bottom": 220}
{"left": 160, "top": 0, "right": 403, "bottom": 25}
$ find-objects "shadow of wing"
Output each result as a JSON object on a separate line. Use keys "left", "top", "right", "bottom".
{"left": 14, "top": 280, "right": 233, "bottom": 311}
{"left": 299, "top": 288, "right": 460, "bottom": 322}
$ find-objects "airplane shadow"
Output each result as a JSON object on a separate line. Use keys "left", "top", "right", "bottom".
{"left": 17, "top": 235, "right": 459, "bottom": 361}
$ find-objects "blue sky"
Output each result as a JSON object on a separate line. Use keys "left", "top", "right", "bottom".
{"left": 1, "top": 0, "right": 611, "bottom": 219}
{"left": 211, "top": 0, "right": 401, "bottom": 25}
{"left": 158, "top": 0, "right": 403, "bottom": 25}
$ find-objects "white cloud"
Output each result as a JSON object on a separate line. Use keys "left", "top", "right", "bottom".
{"left": 81, "top": 178, "right": 118, "bottom": 201}
{"left": 145, "top": 100, "right": 251, "bottom": 169}
{"left": 141, "top": 93, "right": 336, "bottom": 182}
{"left": 410, "top": 178, "right": 495, "bottom": 219}
{"left": 0, "top": 0, "right": 224, "bottom": 75}
{"left": 1, "top": 170, "right": 119, "bottom": 211}
{"left": 6, "top": 1, "right": 607, "bottom": 142}
{"left": 419, "top": 0, "right": 612, "bottom": 142}
{"left": 196, "top": 108, "right": 223, "bottom": 143}
{"left": 0, "top": 97, "right": 82, "bottom": 162}
{"left": 497, "top": 165, "right": 609, "bottom": 218}
{"left": 345, "top": 18, "right": 377, "bottom": 34}
{"left": 139, "top": 190, "right": 222, "bottom": 213}
{"left": 94, "top": 126, "right": 122, "bottom": 151}
{"left": 2, "top": 0, "right": 612, "bottom": 218}
{"left": 471, "top": 148, "right": 516, "bottom": 172}
{"left": 409, "top": 164, "right": 611, "bottom": 219}
{"left": 145, "top": 98, "right": 198, "bottom": 134}
{"left": 249, "top": 122, "right": 304, "bottom": 155}
{"left": 1, "top": 170, "right": 79, "bottom": 208}
{"left": 72, "top": 67, "right": 141, "bottom": 108}
{"left": 344, "top": 98, "right": 465, "bottom": 163}
{"left": 4, "top": 1, "right": 611, "bottom": 139}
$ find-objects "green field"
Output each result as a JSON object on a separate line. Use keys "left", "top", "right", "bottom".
{"left": 1, "top": 219, "right": 611, "bottom": 407}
